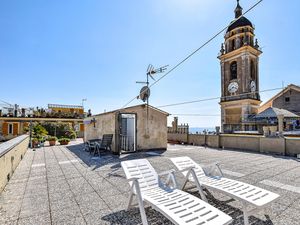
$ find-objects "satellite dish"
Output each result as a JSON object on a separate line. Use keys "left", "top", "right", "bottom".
{"left": 139, "top": 86, "right": 150, "bottom": 102}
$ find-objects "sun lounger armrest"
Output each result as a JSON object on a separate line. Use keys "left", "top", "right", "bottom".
{"left": 215, "top": 163, "right": 224, "bottom": 177}
{"left": 158, "top": 169, "right": 176, "bottom": 176}
{"left": 127, "top": 177, "right": 141, "bottom": 182}
{"left": 158, "top": 169, "right": 178, "bottom": 189}
{"left": 127, "top": 177, "right": 144, "bottom": 197}
{"left": 179, "top": 166, "right": 195, "bottom": 173}
{"left": 203, "top": 162, "right": 224, "bottom": 177}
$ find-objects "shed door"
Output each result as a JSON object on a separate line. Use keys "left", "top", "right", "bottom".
{"left": 119, "top": 114, "right": 136, "bottom": 152}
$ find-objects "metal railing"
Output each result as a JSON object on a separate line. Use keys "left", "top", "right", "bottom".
{"left": 120, "top": 135, "right": 135, "bottom": 152}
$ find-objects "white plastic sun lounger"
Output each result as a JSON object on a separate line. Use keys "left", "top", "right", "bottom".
{"left": 121, "top": 159, "right": 232, "bottom": 225}
{"left": 170, "top": 157, "right": 280, "bottom": 225}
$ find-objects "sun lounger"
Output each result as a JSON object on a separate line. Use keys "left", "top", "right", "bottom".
{"left": 121, "top": 159, "right": 232, "bottom": 225}
{"left": 170, "top": 156, "right": 279, "bottom": 225}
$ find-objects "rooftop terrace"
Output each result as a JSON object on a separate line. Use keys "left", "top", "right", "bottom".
{"left": 1, "top": 140, "right": 300, "bottom": 225}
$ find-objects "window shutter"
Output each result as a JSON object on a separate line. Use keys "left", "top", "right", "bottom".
{"left": 2, "top": 122, "right": 8, "bottom": 136}
{"left": 80, "top": 124, "right": 84, "bottom": 131}
{"left": 23, "top": 122, "right": 29, "bottom": 132}
{"left": 13, "top": 123, "right": 19, "bottom": 135}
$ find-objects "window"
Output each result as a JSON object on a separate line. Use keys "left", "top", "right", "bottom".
{"left": 239, "top": 36, "right": 243, "bottom": 47}
{"left": 285, "top": 97, "right": 290, "bottom": 102}
{"left": 8, "top": 124, "right": 13, "bottom": 135}
{"left": 230, "top": 61, "right": 237, "bottom": 80}
{"left": 232, "top": 39, "right": 235, "bottom": 50}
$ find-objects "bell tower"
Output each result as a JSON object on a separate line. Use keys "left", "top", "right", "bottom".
{"left": 218, "top": 0, "right": 262, "bottom": 133}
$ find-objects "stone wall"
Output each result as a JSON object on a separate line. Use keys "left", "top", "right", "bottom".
{"left": 259, "top": 137, "right": 285, "bottom": 154}
{"left": 207, "top": 135, "right": 220, "bottom": 148}
{"left": 220, "top": 135, "right": 260, "bottom": 152}
{"left": 168, "top": 133, "right": 189, "bottom": 144}
{"left": 0, "top": 135, "right": 29, "bottom": 192}
{"left": 286, "top": 138, "right": 300, "bottom": 156}
{"left": 167, "top": 133, "right": 300, "bottom": 156}
{"left": 84, "top": 113, "right": 116, "bottom": 152}
{"left": 188, "top": 134, "right": 205, "bottom": 145}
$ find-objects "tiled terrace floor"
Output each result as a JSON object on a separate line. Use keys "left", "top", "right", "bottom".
{"left": 1, "top": 140, "right": 300, "bottom": 225}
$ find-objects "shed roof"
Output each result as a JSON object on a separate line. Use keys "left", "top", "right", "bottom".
{"left": 255, "top": 107, "right": 300, "bottom": 119}
{"left": 88, "top": 104, "right": 169, "bottom": 118}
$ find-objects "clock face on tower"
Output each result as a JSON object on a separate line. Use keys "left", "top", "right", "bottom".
{"left": 250, "top": 81, "right": 256, "bottom": 92}
{"left": 228, "top": 82, "right": 239, "bottom": 94}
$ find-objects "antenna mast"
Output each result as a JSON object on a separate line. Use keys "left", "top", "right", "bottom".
{"left": 136, "top": 64, "right": 168, "bottom": 105}
{"left": 136, "top": 64, "right": 168, "bottom": 134}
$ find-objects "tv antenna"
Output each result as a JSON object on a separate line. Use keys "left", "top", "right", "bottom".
{"left": 136, "top": 64, "right": 168, "bottom": 135}
{"left": 136, "top": 64, "right": 168, "bottom": 105}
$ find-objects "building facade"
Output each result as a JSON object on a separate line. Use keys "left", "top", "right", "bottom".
{"left": 0, "top": 118, "right": 85, "bottom": 141}
{"left": 0, "top": 104, "right": 85, "bottom": 141}
{"left": 259, "top": 84, "right": 300, "bottom": 116}
{"left": 48, "top": 104, "right": 84, "bottom": 118}
{"left": 167, "top": 117, "right": 189, "bottom": 134}
{"left": 218, "top": 1, "right": 262, "bottom": 133}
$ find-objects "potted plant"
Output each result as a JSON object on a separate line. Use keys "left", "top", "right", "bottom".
{"left": 65, "top": 129, "right": 77, "bottom": 140}
{"left": 32, "top": 138, "right": 39, "bottom": 148}
{"left": 69, "top": 130, "right": 77, "bottom": 140}
{"left": 47, "top": 136, "right": 57, "bottom": 146}
{"left": 58, "top": 137, "right": 70, "bottom": 145}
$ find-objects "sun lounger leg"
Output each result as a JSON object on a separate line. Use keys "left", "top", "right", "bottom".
{"left": 181, "top": 169, "right": 192, "bottom": 190}
{"left": 243, "top": 203, "right": 249, "bottom": 225}
{"left": 133, "top": 179, "right": 148, "bottom": 225}
{"left": 190, "top": 169, "right": 208, "bottom": 202}
{"left": 127, "top": 191, "right": 134, "bottom": 210}
{"left": 170, "top": 171, "right": 178, "bottom": 189}
{"left": 181, "top": 177, "right": 189, "bottom": 190}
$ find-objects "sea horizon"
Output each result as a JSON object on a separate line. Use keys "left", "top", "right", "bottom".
{"left": 189, "top": 127, "right": 216, "bottom": 134}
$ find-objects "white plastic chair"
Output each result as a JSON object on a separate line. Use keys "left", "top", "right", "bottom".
{"left": 121, "top": 159, "right": 232, "bottom": 225}
{"left": 170, "top": 156, "right": 280, "bottom": 225}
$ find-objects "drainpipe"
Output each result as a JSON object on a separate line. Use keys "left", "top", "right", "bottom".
{"left": 284, "top": 137, "right": 287, "bottom": 156}
{"left": 204, "top": 131, "right": 207, "bottom": 148}
{"left": 29, "top": 120, "right": 32, "bottom": 148}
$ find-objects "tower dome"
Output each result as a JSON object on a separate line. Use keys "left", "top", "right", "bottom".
{"left": 227, "top": 16, "right": 253, "bottom": 32}
{"left": 227, "top": 0, "right": 253, "bottom": 32}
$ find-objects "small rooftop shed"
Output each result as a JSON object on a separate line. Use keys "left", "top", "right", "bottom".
{"left": 84, "top": 104, "right": 169, "bottom": 154}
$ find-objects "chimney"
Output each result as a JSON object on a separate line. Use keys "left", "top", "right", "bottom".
{"left": 21, "top": 108, "right": 26, "bottom": 117}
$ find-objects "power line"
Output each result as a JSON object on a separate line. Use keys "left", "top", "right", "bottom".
{"left": 121, "top": 0, "right": 264, "bottom": 108}
{"left": 158, "top": 97, "right": 219, "bottom": 108}
{"left": 157, "top": 87, "right": 283, "bottom": 108}
{"left": 0, "top": 100, "right": 14, "bottom": 108}
{"left": 170, "top": 114, "right": 221, "bottom": 117}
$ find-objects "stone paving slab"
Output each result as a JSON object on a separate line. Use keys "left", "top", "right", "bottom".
{"left": 1, "top": 140, "right": 300, "bottom": 224}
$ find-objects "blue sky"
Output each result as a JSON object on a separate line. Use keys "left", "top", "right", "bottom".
{"left": 0, "top": 0, "right": 299, "bottom": 127}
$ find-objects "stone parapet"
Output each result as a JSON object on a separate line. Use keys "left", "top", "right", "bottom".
{"left": 0, "top": 135, "right": 29, "bottom": 192}
{"left": 168, "top": 132, "right": 300, "bottom": 157}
